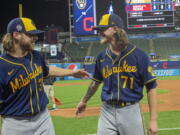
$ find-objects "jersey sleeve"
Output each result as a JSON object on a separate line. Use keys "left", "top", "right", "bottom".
{"left": 92, "top": 56, "right": 103, "bottom": 83}
{"left": 141, "top": 53, "right": 157, "bottom": 91}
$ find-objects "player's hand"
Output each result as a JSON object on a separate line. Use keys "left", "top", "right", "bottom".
{"left": 148, "top": 119, "right": 158, "bottom": 135}
{"left": 72, "top": 69, "right": 90, "bottom": 79}
{"left": 75, "top": 101, "right": 87, "bottom": 116}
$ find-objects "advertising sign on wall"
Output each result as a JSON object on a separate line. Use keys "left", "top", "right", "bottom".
{"left": 154, "top": 69, "right": 180, "bottom": 76}
{"left": 84, "top": 61, "right": 180, "bottom": 77}
{"left": 151, "top": 61, "right": 180, "bottom": 70}
{"left": 64, "top": 63, "right": 81, "bottom": 80}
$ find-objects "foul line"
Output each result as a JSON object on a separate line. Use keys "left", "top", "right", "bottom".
{"left": 159, "top": 127, "right": 180, "bottom": 131}
{"left": 84, "top": 127, "right": 180, "bottom": 135}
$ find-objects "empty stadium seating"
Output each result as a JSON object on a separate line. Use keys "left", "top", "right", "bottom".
{"left": 153, "top": 37, "right": 180, "bottom": 59}
{"left": 62, "top": 37, "right": 180, "bottom": 62}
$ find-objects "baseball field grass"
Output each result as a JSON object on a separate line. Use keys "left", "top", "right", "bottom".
{"left": 50, "top": 76, "right": 180, "bottom": 135}
{"left": 52, "top": 111, "right": 180, "bottom": 135}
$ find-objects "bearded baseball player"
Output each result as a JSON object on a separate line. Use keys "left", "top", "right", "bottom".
{"left": 0, "top": 17, "right": 89, "bottom": 135}
{"left": 76, "top": 14, "right": 158, "bottom": 135}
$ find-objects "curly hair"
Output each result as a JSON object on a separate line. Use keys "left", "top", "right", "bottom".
{"left": 114, "top": 27, "right": 129, "bottom": 48}
{"left": 2, "top": 33, "right": 14, "bottom": 52}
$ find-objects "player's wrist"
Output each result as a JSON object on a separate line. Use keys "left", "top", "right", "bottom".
{"left": 81, "top": 98, "right": 88, "bottom": 104}
{"left": 150, "top": 118, "right": 157, "bottom": 121}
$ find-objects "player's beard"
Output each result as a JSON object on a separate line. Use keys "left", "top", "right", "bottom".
{"left": 18, "top": 37, "right": 34, "bottom": 53}
{"left": 100, "top": 34, "right": 111, "bottom": 44}
{"left": 100, "top": 37, "right": 109, "bottom": 44}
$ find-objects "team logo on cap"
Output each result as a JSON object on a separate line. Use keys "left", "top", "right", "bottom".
{"left": 16, "top": 24, "right": 23, "bottom": 32}
{"left": 76, "top": 0, "right": 86, "bottom": 10}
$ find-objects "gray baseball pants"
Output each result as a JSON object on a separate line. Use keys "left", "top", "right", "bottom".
{"left": 1, "top": 108, "right": 55, "bottom": 135}
{"left": 97, "top": 102, "right": 145, "bottom": 135}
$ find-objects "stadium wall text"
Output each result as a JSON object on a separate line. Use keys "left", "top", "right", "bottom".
{"left": 84, "top": 61, "right": 180, "bottom": 77}
{"left": 48, "top": 61, "right": 180, "bottom": 80}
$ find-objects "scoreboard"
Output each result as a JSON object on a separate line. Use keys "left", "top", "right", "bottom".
{"left": 73, "top": 0, "right": 180, "bottom": 35}
{"left": 127, "top": 0, "right": 174, "bottom": 29}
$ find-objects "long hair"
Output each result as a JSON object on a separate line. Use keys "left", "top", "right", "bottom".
{"left": 2, "top": 33, "right": 14, "bottom": 52}
{"left": 114, "top": 27, "right": 129, "bottom": 47}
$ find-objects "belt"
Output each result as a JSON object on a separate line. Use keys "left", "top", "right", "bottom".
{"left": 21, "top": 112, "right": 39, "bottom": 117}
{"left": 2, "top": 112, "right": 39, "bottom": 118}
{"left": 105, "top": 100, "right": 136, "bottom": 108}
{"left": 2, "top": 108, "right": 46, "bottom": 118}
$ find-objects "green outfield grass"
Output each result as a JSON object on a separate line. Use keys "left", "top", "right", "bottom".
{"left": 49, "top": 76, "right": 180, "bottom": 135}
{"left": 157, "top": 76, "right": 180, "bottom": 80}
{"left": 52, "top": 111, "right": 180, "bottom": 135}
{"left": 52, "top": 79, "right": 170, "bottom": 109}
{"left": 52, "top": 80, "right": 101, "bottom": 109}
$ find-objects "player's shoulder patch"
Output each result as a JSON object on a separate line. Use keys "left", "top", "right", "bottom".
{"left": 148, "top": 66, "right": 155, "bottom": 77}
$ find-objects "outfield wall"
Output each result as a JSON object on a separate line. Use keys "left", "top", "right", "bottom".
{"left": 84, "top": 61, "right": 180, "bottom": 77}
{"left": 48, "top": 61, "right": 180, "bottom": 80}
{"left": 152, "top": 61, "right": 180, "bottom": 76}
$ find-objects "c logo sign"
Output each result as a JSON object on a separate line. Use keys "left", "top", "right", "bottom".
{"left": 83, "top": 17, "right": 93, "bottom": 31}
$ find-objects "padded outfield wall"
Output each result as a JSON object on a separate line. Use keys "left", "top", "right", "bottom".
{"left": 48, "top": 61, "right": 180, "bottom": 81}
{"left": 84, "top": 61, "right": 180, "bottom": 77}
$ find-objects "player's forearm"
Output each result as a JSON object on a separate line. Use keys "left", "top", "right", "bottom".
{"left": 147, "top": 88, "right": 158, "bottom": 121}
{"left": 81, "top": 81, "right": 100, "bottom": 103}
{"left": 49, "top": 66, "right": 74, "bottom": 76}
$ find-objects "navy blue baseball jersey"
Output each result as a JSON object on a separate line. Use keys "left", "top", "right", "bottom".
{"left": 0, "top": 50, "right": 49, "bottom": 116}
{"left": 92, "top": 44, "right": 157, "bottom": 102}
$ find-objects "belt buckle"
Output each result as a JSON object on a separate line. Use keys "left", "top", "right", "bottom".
{"left": 119, "top": 101, "right": 134, "bottom": 107}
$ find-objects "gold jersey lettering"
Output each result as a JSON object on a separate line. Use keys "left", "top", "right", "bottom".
{"left": 10, "top": 78, "right": 20, "bottom": 93}
{"left": 9, "top": 65, "right": 43, "bottom": 93}
{"left": 102, "top": 60, "right": 137, "bottom": 78}
{"left": 112, "top": 67, "right": 118, "bottom": 73}
{"left": 122, "top": 61, "right": 137, "bottom": 72}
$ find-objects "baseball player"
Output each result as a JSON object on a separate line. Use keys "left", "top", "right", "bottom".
{"left": 0, "top": 17, "right": 89, "bottom": 135}
{"left": 44, "top": 76, "right": 57, "bottom": 110}
{"left": 76, "top": 14, "right": 158, "bottom": 135}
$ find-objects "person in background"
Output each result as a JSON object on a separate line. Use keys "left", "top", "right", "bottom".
{"left": 44, "top": 76, "right": 57, "bottom": 110}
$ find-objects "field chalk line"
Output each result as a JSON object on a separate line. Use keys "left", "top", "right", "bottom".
{"left": 159, "top": 127, "right": 180, "bottom": 131}
{"left": 83, "top": 127, "right": 180, "bottom": 135}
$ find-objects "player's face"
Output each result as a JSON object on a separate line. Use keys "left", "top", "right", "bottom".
{"left": 99, "top": 27, "right": 116, "bottom": 44}
{"left": 18, "top": 33, "right": 38, "bottom": 52}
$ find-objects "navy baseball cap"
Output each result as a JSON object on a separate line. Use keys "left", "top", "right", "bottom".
{"left": 7, "top": 17, "right": 44, "bottom": 35}
{"left": 93, "top": 14, "right": 124, "bottom": 30}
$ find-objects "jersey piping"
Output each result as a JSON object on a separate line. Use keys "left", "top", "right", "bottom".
{"left": 30, "top": 53, "right": 40, "bottom": 112}
{"left": 105, "top": 45, "right": 137, "bottom": 101}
